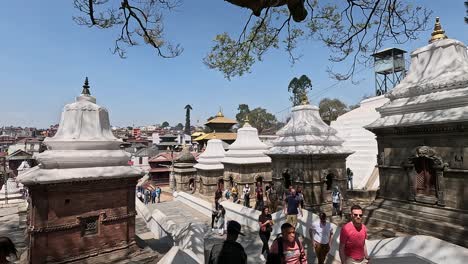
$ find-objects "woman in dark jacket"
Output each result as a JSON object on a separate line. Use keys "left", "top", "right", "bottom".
{"left": 258, "top": 207, "right": 274, "bottom": 258}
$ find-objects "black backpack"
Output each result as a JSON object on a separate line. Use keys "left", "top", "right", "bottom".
{"left": 266, "top": 234, "right": 304, "bottom": 264}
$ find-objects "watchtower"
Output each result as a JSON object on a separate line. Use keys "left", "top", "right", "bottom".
{"left": 371, "top": 48, "right": 406, "bottom": 95}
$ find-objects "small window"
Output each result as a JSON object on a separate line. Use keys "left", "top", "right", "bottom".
{"left": 81, "top": 216, "right": 98, "bottom": 236}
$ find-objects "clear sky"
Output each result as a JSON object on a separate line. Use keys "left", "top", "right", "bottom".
{"left": 0, "top": 1, "right": 467, "bottom": 128}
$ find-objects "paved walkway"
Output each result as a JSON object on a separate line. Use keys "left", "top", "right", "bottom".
{"left": 146, "top": 200, "right": 210, "bottom": 226}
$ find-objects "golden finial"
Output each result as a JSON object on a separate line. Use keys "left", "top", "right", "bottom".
{"left": 216, "top": 107, "right": 224, "bottom": 117}
{"left": 300, "top": 93, "right": 309, "bottom": 105}
{"left": 429, "top": 17, "right": 448, "bottom": 43}
{"left": 243, "top": 115, "right": 251, "bottom": 127}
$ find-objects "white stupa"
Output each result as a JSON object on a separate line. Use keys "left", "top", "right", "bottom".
{"left": 331, "top": 95, "right": 389, "bottom": 190}
{"left": 18, "top": 78, "right": 144, "bottom": 185}
{"left": 223, "top": 120, "right": 271, "bottom": 164}
{"left": 194, "top": 138, "right": 226, "bottom": 170}
{"left": 0, "top": 178, "right": 23, "bottom": 204}
{"left": 268, "top": 102, "right": 352, "bottom": 155}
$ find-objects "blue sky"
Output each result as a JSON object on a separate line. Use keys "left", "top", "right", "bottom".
{"left": 0, "top": 1, "right": 467, "bottom": 128}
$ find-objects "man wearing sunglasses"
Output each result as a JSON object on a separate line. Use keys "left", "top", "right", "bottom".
{"left": 339, "top": 205, "right": 370, "bottom": 264}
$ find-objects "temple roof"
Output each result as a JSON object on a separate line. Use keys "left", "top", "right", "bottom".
{"left": 193, "top": 132, "right": 237, "bottom": 141}
{"left": 222, "top": 122, "right": 271, "bottom": 164}
{"left": 367, "top": 18, "right": 468, "bottom": 129}
{"left": 194, "top": 139, "right": 225, "bottom": 170}
{"left": 267, "top": 102, "right": 353, "bottom": 156}
{"left": 17, "top": 79, "right": 143, "bottom": 185}
{"left": 205, "top": 111, "right": 237, "bottom": 125}
{"left": 175, "top": 145, "right": 197, "bottom": 163}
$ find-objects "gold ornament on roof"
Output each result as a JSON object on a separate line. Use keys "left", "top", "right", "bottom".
{"left": 300, "top": 93, "right": 309, "bottom": 105}
{"left": 243, "top": 115, "right": 251, "bottom": 127}
{"left": 429, "top": 17, "right": 448, "bottom": 44}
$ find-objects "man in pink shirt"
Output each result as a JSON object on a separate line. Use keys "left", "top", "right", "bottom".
{"left": 339, "top": 205, "right": 370, "bottom": 264}
{"left": 269, "top": 223, "right": 307, "bottom": 264}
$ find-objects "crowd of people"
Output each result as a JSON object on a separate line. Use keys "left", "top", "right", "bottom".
{"left": 136, "top": 185, "right": 162, "bottom": 205}
{"left": 209, "top": 183, "right": 370, "bottom": 264}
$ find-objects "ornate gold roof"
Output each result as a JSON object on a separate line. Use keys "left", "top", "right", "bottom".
{"left": 193, "top": 132, "right": 237, "bottom": 141}
{"left": 429, "top": 17, "right": 448, "bottom": 43}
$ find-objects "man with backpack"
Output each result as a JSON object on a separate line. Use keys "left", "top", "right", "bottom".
{"left": 267, "top": 223, "right": 307, "bottom": 264}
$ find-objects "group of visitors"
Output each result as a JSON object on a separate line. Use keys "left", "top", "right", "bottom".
{"left": 136, "top": 186, "right": 161, "bottom": 205}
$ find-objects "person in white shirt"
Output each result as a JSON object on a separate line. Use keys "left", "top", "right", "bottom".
{"left": 309, "top": 212, "right": 333, "bottom": 264}
{"left": 243, "top": 184, "right": 251, "bottom": 208}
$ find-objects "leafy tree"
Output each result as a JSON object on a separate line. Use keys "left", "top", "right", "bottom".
{"left": 248, "top": 107, "right": 277, "bottom": 134}
{"left": 288, "top": 75, "right": 312, "bottom": 106}
{"left": 184, "top": 104, "right": 192, "bottom": 135}
{"left": 319, "top": 98, "right": 348, "bottom": 125}
{"left": 236, "top": 104, "right": 250, "bottom": 126}
{"left": 73, "top": 0, "right": 431, "bottom": 80}
{"left": 161, "top": 121, "right": 169, "bottom": 128}
{"left": 175, "top": 123, "right": 184, "bottom": 130}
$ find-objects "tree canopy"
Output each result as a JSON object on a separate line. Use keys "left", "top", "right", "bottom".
{"left": 235, "top": 104, "right": 278, "bottom": 134}
{"left": 184, "top": 104, "right": 192, "bottom": 135}
{"left": 235, "top": 104, "right": 250, "bottom": 126}
{"left": 175, "top": 123, "right": 184, "bottom": 130}
{"left": 288, "top": 75, "right": 312, "bottom": 106}
{"left": 318, "top": 98, "right": 348, "bottom": 125}
{"left": 73, "top": 0, "right": 431, "bottom": 80}
{"left": 161, "top": 121, "right": 169, "bottom": 128}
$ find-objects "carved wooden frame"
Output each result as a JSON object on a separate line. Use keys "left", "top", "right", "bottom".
{"left": 402, "top": 146, "right": 447, "bottom": 206}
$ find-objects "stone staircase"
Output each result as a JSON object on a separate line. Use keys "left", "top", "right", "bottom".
{"left": 363, "top": 199, "right": 468, "bottom": 247}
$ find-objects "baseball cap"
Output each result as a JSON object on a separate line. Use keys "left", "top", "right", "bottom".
{"left": 227, "top": 220, "right": 245, "bottom": 236}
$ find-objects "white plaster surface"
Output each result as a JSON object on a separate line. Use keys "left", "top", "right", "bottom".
{"left": 194, "top": 139, "right": 225, "bottom": 170}
{"left": 157, "top": 246, "right": 199, "bottom": 264}
{"left": 331, "top": 96, "right": 388, "bottom": 190}
{"left": 368, "top": 38, "right": 468, "bottom": 129}
{"left": 17, "top": 91, "right": 143, "bottom": 185}
{"left": 0, "top": 178, "right": 20, "bottom": 194}
{"left": 173, "top": 191, "right": 211, "bottom": 217}
{"left": 222, "top": 123, "right": 271, "bottom": 164}
{"left": 267, "top": 104, "right": 353, "bottom": 155}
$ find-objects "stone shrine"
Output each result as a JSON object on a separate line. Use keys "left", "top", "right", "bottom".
{"left": 194, "top": 138, "right": 226, "bottom": 196}
{"left": 331, "top": 95, "right": 389, "bottom": 190}
{"left": 266, "top": 97, "right": 353, "bottom": 210}
{"left": 0, "top": 178, "right": 23, "bottom": 204}
{"left": 174, "top": 145, "right": 198, "bottom": 192}
{"left": 365, "top": 18, "right": 468, "bottom": 247}
{"left": 17, "top": 79, "right": 144, "bottom": 263}
{"left": 222, "top": 119, "right": 272, "bottom": 197}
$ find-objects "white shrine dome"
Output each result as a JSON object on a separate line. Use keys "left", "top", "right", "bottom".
{"left": 367, "top": 18, "right": 468, "bottom": 129}
{"left": 17, "top": 78, "right": 143, "bottom": 184}
{"left": 222, "top": 122, "right": 271, "bottom": 164}
{"left": 267, "top": 101, "right": 353, "bottom": 155}
{"left": 194, "top": 138, "right": 225, "bottom": 170}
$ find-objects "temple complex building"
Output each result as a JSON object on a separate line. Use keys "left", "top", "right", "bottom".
{"left": 194, "top": 111, "right": 237, "bottom": 149}
{"left": 365, "top": 18, "right": 468, "bottom": 247}
{"left": 331, "top": 95, "right": 389, "bottom": 190}
{"left": 266, "top": 97, "right": 353, "bottom": 210}
{"left": 17, "top": 79, "right": 144, "bottom": 263}
{"left": 222, "top": 119, "right": 272, "bottom": 197}
{"left": 174, "top": 145, "right": 198, "bottom": 192}
{"left": 194, "top": 138, "right": 226, "bottom": 196}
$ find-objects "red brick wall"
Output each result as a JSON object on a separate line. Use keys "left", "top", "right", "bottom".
{"left": 28, "top": 178, "right": 138, "bottom": 263}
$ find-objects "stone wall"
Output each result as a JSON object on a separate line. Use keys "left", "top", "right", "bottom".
{"left": 270, "top": 154, "right": 348, "bottom": 210}
{"left": 197, "top": 169, "right": 224, "bottom": 196}
{"left": 27, "top": 178, "right": 137, "bottom": 263}
{"left": 222, "top": 163, "right": 272, "bottom": 197}
{"left": 174, "top": 165, "right": 197, "bottom": 193}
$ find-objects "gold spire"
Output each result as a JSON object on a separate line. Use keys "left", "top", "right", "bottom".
{"left": 243, "top": 115, "right": 251, "bottom": 127}
{"left": 429, "top": 17, "right": 448, "bottom": 43}
{"left": 300, "top": 93, "right": 309, "bottom": 105}
{"left": 216, "top": 107, "right": 224, "bottom": 117}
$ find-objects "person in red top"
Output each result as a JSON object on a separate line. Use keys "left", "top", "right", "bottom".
{"left": 339, "top": 205, "right": 370, "bottom": 264}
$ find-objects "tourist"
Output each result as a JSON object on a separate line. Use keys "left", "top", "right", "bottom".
{"left": 217, "top": 204, "right": 226, "bottom": 235}
{"left": 215, "top": 187, "right": 223, "bottom": 201}
{"left": 268, "top": 185, "right": 279, "bottom": 212}
{"left": 255, "top": 182, "right": 264, "bottom": 211}
{"left": 155, "top": 186, "right": 161, "bottom": 203}
{"left": 136, "top": 190, "right": 143, "bottom": 202}
{"left": 268, "top": 223, "right": 307, "bottom": 264}
{"left": 283, "top": 185, "right": 293, "bottom": 200}
{"left": 224, "top": 188, "right": 231, "bottom": 200}
{"left": 339, "top": 205, "right": 370, "bottom": 264}
{"left": 231, "top": 185, "right": 239, "bottom": 203}
{"left": 151, "top": 189, "right": 157, "bottom": 204}
{"left": 331, "top": 186, "right": 342, "bottom": 217}
{"left": 347, "top": 168, "right": 354, "bottom": 190}
{"left": 283, "top": 188, "right": 302, "bottom": 227}
{"left": 296, "top": 186, "right": 304, "bottom": 208}
{"left": 265, "top": 184, "right": 271, "bottom": 206}
{"left": 309, "top": 212, "right": 333, "bottom": 264}
{"left": 243, "top": 184, "right": 251, "bottom": 208}
{"left": 258, "top": 207, "right": 274, "bottom": 260}
{"left": 144, "top": 189, "right": 150, "bottom": 205}
{"left": 208, "top": 220, "right": 247, "bottom": 264}
{"left": 0, "top": 237, "right": 17, "bottom": 264}
{"left": 211, "top": 199, "right": 220, "bottom": 230}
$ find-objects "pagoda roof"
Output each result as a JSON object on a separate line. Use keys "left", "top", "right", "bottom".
{"left": 193, "top": 132, "right": 237, "bottom": 141}
{"left": 205, "top": 111, "right": 237, "bottom": 125}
